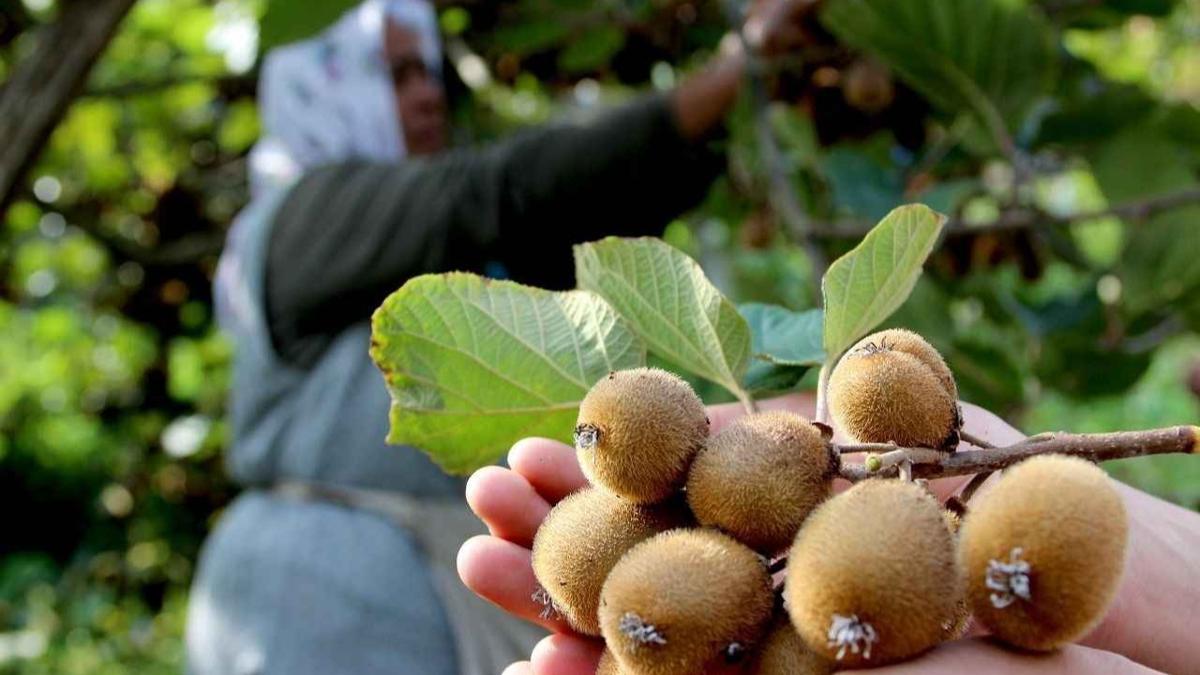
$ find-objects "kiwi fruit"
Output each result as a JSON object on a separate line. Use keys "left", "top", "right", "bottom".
{"left": 850, "top": 329, "right": 957, "bottom": 400}
{"left": 748, "top": 615, "right": 832, "bottom": 675}
{"left": 958, "top": 454, "right": 1128, "bottom": 651}
{"left": 686, "top": 411, "right": 832, "bottom": 554}
{"left": 575, "top": 368, "right": 709, "bottom": 503}
{"left": 842, "top": 58, "right": 895, "bottom": 114}
{"left": 531, "top": 487, "right": 691, "bottom": 636}
{"left": 828, "top": 331, "right": 959, "bottom": 449}
{"left": 600, "top": 529, "right": 774, "bottom": 675}
{"left": 784, "top": 480, "right": 963, "bottom": 668}
{"left": 597, "top": 650, "right": 627, "bottom": 675}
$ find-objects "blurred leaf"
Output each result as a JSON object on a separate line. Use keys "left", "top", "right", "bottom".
{"left": 370, "top": 273, "right": 645, "bottom": 474}
{"left": 821, "top": 0, "right": 1056, "bottom": 137}
{"left": 823, "top": 147, "right": 903, "bottom": 220}
{"left": 575, "top": 237, "right": 752, "bottom": 402}
{"left": 1091, "top": 128, "right": 1200, "bottom": 313}
{"left": 558, "top": 26, "right": 624, "bottom": 74}
{"left": 492, "top": 19, "right": 571, "bottom": 55}
{"left": 740, "top": 304, "right": 823, "bottom": 392}
{"left": 822, "top": 204, "right": 947, "bottom": 359}
{"left": 260, "top": 0, "right": 359, "bottom": 51}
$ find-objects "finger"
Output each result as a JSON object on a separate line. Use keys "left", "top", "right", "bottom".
{"left": 457, "top": 535, "right": 576, "bottom": 634}
{"left": 501, "top": 662, "right": 532, "bottom": 675}
{"left": 509, "top": 437, "right": 589, "bottom": 504}
{"left": 465, "top": 466, "right": 551, "bottom": 548}
{"left": 531, "top": 633, "right": 605, "bottom": 675}
{"left": 842, "top": 637, "right": 1161, "bottom": 674}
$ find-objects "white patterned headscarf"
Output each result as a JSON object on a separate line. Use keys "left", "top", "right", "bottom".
{"left": 216, "top": 0, "right": 441, "bottom": 340}
{"left": 248, "top": 0, "right": 442, "bottom": 196}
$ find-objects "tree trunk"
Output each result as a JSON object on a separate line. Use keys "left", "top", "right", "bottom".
{"left": 0, "top": 0, "right": 136, "bottom": 213}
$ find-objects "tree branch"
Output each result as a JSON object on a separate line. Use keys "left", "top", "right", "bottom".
{"left": 836, "top": 426, "right": 1199, "bottom": 482}
{"left": 808, "top": 188, "right": 1200, "bottom": 240}
{"left": 0, "top": 0, "right": 137, "bottom": 214}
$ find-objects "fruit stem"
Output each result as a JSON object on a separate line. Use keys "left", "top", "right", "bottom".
{"left": 837, "top": 426, "right": 1199, "bottom": 482}
{"left": 815, "top": 361, "right": 832, "bottom": 425}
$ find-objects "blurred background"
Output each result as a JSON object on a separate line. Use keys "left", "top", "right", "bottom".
{"left": 0, "top": 0, "right": 1197, "bottom": 671}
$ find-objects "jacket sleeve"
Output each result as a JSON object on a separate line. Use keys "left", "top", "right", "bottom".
{"left": 265, "top": 93, "right": 725, "bottom": 368}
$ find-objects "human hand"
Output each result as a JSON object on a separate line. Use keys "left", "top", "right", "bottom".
{"left": 458, "top": 396, "right": 1200, "bottom": 674}
{"left": 743, "top": 0, "right": 820, "bottom": 60}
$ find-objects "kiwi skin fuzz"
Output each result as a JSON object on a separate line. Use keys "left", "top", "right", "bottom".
{"left": 959, "top": 454, "right": 1129, "bottom": 651}
{"left": 531, "top": 487, "right": 691, "bottom": 636}
{"left": 849, "top": 329, "right": 957, "bottom": 400}
{"left": 785, "top": 480, "right": 963, "bottom": 668}
{"left": 828, "top": 345, "right": 958, "bottom": 449}
{"left": 575, "top": 368, "right": 709, "bottom": 503}
{"left": 748, "top": 614, "right": 832, "bottom": 675}
{"left": 597, "top": 650, "right": 627, "bottom": 675}
{"left": 686, "top": 411, "right": 832, "bottom": 554}
{"left": 600, "top": 529, "right": 774, "bottom": 675}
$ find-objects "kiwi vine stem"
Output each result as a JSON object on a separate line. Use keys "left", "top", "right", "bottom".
{"left": 835, "top": 425, "right": 1199, "bottom": 482}
{"left": 815, "top": 362, "right": 832, "bottom": 426}
{"left": 959, "top": 429, "right": 996, "bottom": 449}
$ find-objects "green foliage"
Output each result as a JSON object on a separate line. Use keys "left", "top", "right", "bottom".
{"left": 821, "top": 205, "right": 946, "bottom": 360}
{"left": 375, "top": 207, "right": 943, "bottom": 473}
{"left": 575, "top": 237, "right": 753, "bottom": 405}
{"left": 821, "top": 0, "right": 1057, "bottom": 138}
{"left": 371, "top": 274, "right": 645, "bottom": 474}
{"left": 739, "top": 304, "right": 823, "bottom": 392}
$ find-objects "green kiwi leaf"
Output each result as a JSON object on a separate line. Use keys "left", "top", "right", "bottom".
{"left": 574, "top": 237, "right": 754, "bottom": 407}
{"left": 370, "top": 273, "right": 645, "bottom": 475}
{"left": 822, "top": 204, "right": 946, "bottom": 362}
{"left": 740, "top": 304, "right": 824, "bottom": 392}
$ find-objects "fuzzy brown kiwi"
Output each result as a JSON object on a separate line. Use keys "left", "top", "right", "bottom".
{"left": 597, "top": 650, "right": 627, "bottom": 675}
{"left": 575, "top": 368, "right": 709, "bottom": 503}
{"left": 848, "top": 329, "right": 957, "bottom": 400}
{"left": 748, "top": 614, "right": 832, "bottom": 675}
{"left": 958, "top": 454, "right": 1128, "bottom": 651}
{"left": 686, "top": 411, "right": 832, "bottom": 554}
{"left": 785, "top": 480, "right": 963, "bottom": 668}
{"left": 600, "top": 529, "right": 774, "bottom": 675}
{"left": 531, "top": 487, "right": 691, "bottom": 636}
{"left": 828, "top": 343, "right": 958, "bottom": 449}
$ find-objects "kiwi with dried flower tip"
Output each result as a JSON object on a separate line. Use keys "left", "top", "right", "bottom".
{"left": 828, "top": 335, "right": 959, "bottom": 449}
{"left": 531, "top": 486, "right": 691, "bottom": 636}
{"left": 785, "top": 479, "right": 963, "bottom": 668}
{"left": 958, "top": 454, "right": 1128, "bottom": 651}
{"left": 686, "top": 411, "right": 833, "bottom": 554}
{"left": 574, "top": 368, "right": 709, "bottom": 503}
{"left": 600, "top": 529, "right": 774, "bottom": 675}
{"left": 748, "top": 614, "right": 832, "bottom": 675}
{"left": 848, "top": 329, "right": 957, "bottom": 400}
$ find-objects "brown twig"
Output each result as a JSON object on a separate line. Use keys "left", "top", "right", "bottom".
{"left": 836, "top": 426, "right": 1199, "bottom": 482}
{"left": 805, "top": 188, "right": 1200, "bottom": 240}
{"left": 959, "top": 429, "right": 995, "bottom": 449}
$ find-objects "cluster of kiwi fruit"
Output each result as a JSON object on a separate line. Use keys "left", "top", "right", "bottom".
{"left": 531, "top": 329, "right": 1131, "bottom": 674}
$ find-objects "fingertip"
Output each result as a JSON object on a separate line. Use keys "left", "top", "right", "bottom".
{"left": 509, "top": 437, "right": 589, "bottom": 503}
{"left": 456, "top": 534, "right": 493, "bottom": 589}
{"left": 531, "top": 633, "right": 604, "bottom": 675}
{"left": 465, "top": 466, "right": 511, "bottom": 513}
{"left": 502, "top": 661, "right": 532, "bottom": 675}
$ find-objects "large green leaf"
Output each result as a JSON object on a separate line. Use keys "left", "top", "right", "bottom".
{"left": 260, "top": 0, "right": 359, "bottom": 51}
{"left": 822, "top": 204, "right": 947, "bottom": 360}
{"left": 740, "top": 304, "right": 824, "bottom": 392}
{"left": 821, "top": 0, "right": 1055, "bottom": 135}
{"left": 574, "top": 238, "right": 752, "bottom": 403}
{"left": 370, "top": 273, "right": 645, "bottom": 475}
